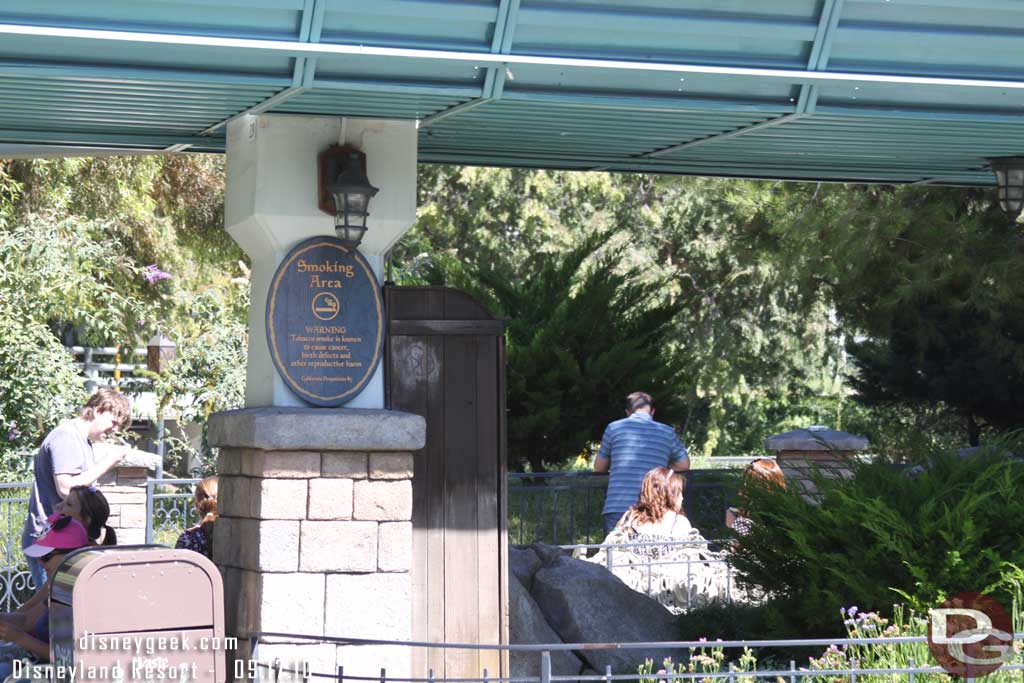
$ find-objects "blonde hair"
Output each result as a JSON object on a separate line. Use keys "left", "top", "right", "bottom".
{"left": 628, "top": 467, "right": 685, "bottom": 526}
{"left": 80, "top": 389, "right": 131, "bottom": 429}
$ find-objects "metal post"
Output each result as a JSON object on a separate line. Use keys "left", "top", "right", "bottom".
{"left": 728, "top": 662, "right": 735, "bottom": 683}
{"left": 380, "top": 668, "right": 386, "bottom": 683}
{"left": 337, "top": 666, "right": 344, "bottom": 683}
{"left": 789, "top": 660, "right": 796, "bottom": 683}
{"left": 851, "top": 658, "right": 857, "bottom": 683}
{"left": 540, "top": 651, "right": 552, "bottom": 683}
{"left": 145, "top": 479, "right": 155, "bottom": 544}
{"left": 156, "top": 415, "right": 165, "bottom": 479}
{"left": 908, "top": 657, "right": 915, "bottom": 683}
{"left": 83, "top": 347, "right": 97, "bottom": 394}
{"left": 552, "top": 490, "right": 559, "bottom": 543}
{"left": 604, "top": 664, "right": 612, "bottom": 683}
{"left": 606, "top": 546, "right": 614, "bottom": 570}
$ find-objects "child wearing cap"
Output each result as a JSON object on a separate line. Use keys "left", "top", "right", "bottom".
{"left": 0, "top": 517, "right": 91, "bottom": 679}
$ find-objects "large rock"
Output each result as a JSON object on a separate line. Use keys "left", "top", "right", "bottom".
{"left": 509, "top": 545, "right": 542, "bottom": 589}
{"left": 509, "top": 575, "right": 583, "bottom": 676}
{"left": 532, "top": 555, "right": 683, "bottom": 673}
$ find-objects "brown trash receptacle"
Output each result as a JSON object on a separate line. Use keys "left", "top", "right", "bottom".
{"left": 49, "top": 546, "right": 226, "bottom": 683}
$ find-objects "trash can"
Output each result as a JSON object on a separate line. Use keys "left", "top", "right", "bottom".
{"left": 49, "top": 546, "right": 226, "bottom": 683}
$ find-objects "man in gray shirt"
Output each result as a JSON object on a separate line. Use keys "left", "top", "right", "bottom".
{"left": 21, "top": 389, "right": 130, "bottom": 587}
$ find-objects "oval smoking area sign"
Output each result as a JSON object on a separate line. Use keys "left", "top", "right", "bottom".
{"left": 266, "top": 237, "right": 384, "bottom": 407}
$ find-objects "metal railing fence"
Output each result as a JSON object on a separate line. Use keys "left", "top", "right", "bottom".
{"left": 0, "top": 477, "right": 202, "bottom": 610}
{"left": 558, "top": 539, "right": 738, "bottom": 610}
{"left": 508, "top": 471, "right": 738, "bottom": 546}
{"left": 249, "top": 631, "right": 1024, "bottom": 683}
{"left": 145, "top": 477, "right": 201, "bottom": 544}
{"left": 0, "top": 482, "right": 34, "bottom": 611}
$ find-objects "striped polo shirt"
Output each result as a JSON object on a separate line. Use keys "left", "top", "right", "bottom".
{"left": 598, "top": 412, "right": 688, "bottom": 518}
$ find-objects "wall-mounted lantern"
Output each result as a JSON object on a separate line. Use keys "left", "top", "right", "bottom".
{"left": 318, "top": 145, "right": 379, "bottom": 249}
{"left": 987, "top": 156, "right": 1024, "bottom": 225}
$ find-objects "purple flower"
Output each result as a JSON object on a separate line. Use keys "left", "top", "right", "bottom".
{"left": 142, "top": 264, "right": 173, "bottom": 284}
{"left": 7, "top": 425, "right": 20, "bottom": 441}
{"left": 849, "top": 606, "right": 858, "bottom": 616}
{"left": 844, "top": 619, "right": 855, "bottom": 626}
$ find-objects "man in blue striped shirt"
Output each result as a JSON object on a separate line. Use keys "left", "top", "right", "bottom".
{"left": 593, "top": 391, "right": 689, "bottom": 535}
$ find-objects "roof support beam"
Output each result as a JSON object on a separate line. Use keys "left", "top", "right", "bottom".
{"left": 795, "top": 0, "right": 845, "bottom": 116}
{"left": 634, "top": 0, "right": 845, "bottom": 161}
{"left": 420, "top": 0, "right": 520, "bottom": 128}
{"left": 4, "top": 23, "right": 1024, "bottom": 92}
{"left": 199, "top": 0, "right": 326, "bottom": 136}
{"left": 640, "top": 114, "right": 804, "bottom": 159}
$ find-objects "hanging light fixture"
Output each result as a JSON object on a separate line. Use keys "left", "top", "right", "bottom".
{"left": 987, "top": 156, "right": 1024, "bottom": 225}
{"left": 318, "top": 145, "right": 379, "bottom": 249}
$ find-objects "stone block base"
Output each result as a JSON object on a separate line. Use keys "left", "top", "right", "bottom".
{"left": 208, "top": 407, "right": 425, "bottom": 680}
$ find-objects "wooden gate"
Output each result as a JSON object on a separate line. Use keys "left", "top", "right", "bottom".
{"left": 384, "top": 286, "right": 508, "bottom": 677}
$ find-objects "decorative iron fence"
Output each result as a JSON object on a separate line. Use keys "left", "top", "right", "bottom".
{"left": 0, "top": 482, "right": 34, "bottom": 611}
{"left": 145, "top": 478, "right": 201, "bottom": 545}
{"left": 558, "top": 538, "right": 740, "bottom": 611}
{"left": 508, "top": 470, "right": 740, "bottom": 546}
{"left": 0, "top": 477, "right": 202, "bottom": 610}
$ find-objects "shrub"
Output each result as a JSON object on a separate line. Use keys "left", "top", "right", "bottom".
{"left": 0, "top": 307, "right": 84, "bottom": 478}
{"left": 728, "top": 437, "right": 1024, "bottom": 635}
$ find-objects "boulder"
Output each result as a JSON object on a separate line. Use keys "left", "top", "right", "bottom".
{"left": 509, "top": 545, "right": 543, "bottom": 589}
{"left": 531, "top": 555, "right": 683, "bottom": 673}
{"left": 509, "top": 574, "right": 583, "bottom": 676}
{"left": 530, "top": 542, "right": 570, "bottom": 566}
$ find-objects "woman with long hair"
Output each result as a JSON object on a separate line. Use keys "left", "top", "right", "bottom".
{"left": 726, "top": 458, "right": 786, "bottom": 535}
{"left": 56, "top": 485, "right": 117, "bottom": 546}
{"left": 175, "top": 477, "right": 217, "bottom": 559}
{"left": 613, "top": 466, "right": 691, "bottom": 554}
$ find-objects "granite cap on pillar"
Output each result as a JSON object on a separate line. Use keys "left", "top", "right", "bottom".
{"left": 765, "top": 425, "right": 869, "bottom": 452}
{"left": 207, "top": 407, "right": 426, "bottom": 451}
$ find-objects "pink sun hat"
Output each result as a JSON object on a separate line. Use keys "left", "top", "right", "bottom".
{"left": 24, "top": 516, "right": 90, "bottom": 558}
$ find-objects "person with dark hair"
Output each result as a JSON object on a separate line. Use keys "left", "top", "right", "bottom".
{"left": 726, "top": 458, "right": 787, "bottom": 536}
{"left": 21, "top": 389, "right": 130, "bottom": 589}
{"left": 594, "top": 391, "right": 689, "bottom": 535}
{"left": 57, "top": 486, "right": 117, "bottom": 546}
{"left": 175, "top": 477, "right": 217, "bottom": 559}
{"left": 0, "top": 517, "right": 92, "bottom": 679}
{"left": 5, "top": 487, "right": 117, "bottom": 644}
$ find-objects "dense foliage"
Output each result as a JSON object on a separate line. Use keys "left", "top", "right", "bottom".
{"left": 0, "top": 156, "right": 246, "bottom": 476}
{"left": 424, "top": 232, "right": 690, "bottom": 471}
{"left": 397, "top": 167, "right": 857, "bottom": 467}
{"left": 767, "top": 184, "right": 1024, "bottom": 447}
{"left": 729, "top": 439, "right": 1024, "bottom": 635}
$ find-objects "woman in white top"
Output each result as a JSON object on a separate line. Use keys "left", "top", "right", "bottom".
{"left": 614, "top": 466, "right": 692, "bottom": 556}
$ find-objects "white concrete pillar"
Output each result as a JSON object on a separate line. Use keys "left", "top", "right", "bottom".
{"left": 224, "top": 115, "right": 417, "bottom": 408}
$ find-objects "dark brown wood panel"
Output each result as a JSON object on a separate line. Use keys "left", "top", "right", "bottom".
{"left": 386, "top": 286, "right": 507, "bottom": 680}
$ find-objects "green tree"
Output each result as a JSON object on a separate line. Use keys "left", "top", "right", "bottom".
{"left": 767, "top": 184, "right": 1024, "bottom": 446}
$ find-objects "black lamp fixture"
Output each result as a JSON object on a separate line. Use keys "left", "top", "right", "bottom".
{"left": 987, "top": 156, "right": 1024, "bottom": 226}
{"left": 318, "top": 145, "right": 379, "bottom": 249}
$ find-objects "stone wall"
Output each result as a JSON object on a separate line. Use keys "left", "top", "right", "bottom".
{"left": 97, "top": 465, "right": 151, "bottom": 545}
{"left": 208, "top": 407, "right": 425, "bottom": 680}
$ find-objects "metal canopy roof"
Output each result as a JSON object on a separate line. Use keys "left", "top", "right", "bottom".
{"left": 1, "top": 0, "right": 1023, "bottom": 185}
